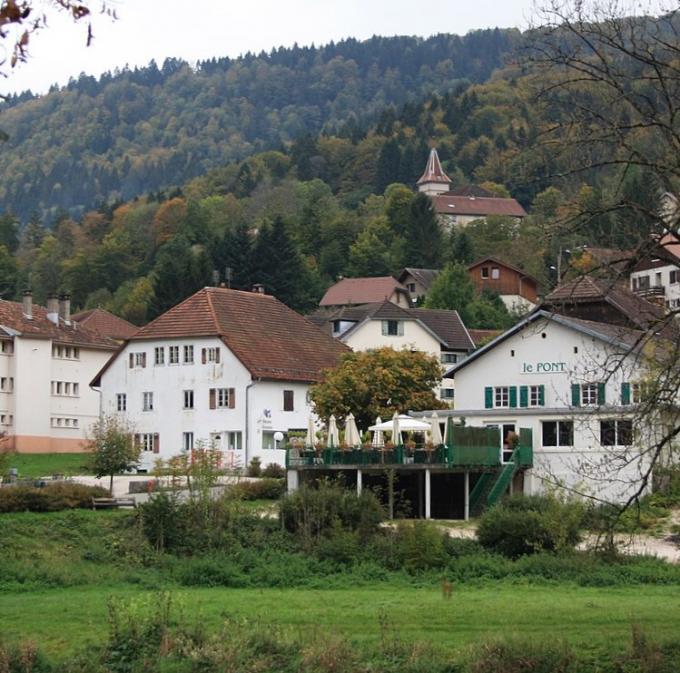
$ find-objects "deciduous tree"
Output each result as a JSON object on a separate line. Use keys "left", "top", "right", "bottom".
{"left": 88, "top": 414, "right": 139, "bottom": 495}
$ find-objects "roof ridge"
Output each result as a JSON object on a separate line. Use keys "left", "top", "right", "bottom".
{"left": 205, "top": 287, "right": 221, "bottom": 334}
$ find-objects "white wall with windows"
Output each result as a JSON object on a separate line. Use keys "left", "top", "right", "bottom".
{"left": 630, "top": 262, "right": 680, "bottom": 309}
{"left": 100, "top": 336, "right": 318, "bottom": 470}
{"left": 448, "top": 316, "right": 652, "bottom": 503}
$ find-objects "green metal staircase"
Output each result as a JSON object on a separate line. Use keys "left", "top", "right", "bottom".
{"left": 469, "top": 471, "right": 497, "bottom": 517}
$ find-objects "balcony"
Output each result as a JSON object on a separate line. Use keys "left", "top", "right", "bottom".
{"left": 633, "top": 285, "right": 665, "bottom": 300}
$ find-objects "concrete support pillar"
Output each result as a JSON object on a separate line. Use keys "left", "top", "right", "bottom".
{"left": 464, "top": 471, "right": 470, "bottom": 521}
{"left": 286, "top": 469, "right": 299, "bottom": 492}
{"left": 425, "top": 469, "right": 431, "bottom": 520}
{"left": 357, "top": 469, "right": 362, "bottom": 496}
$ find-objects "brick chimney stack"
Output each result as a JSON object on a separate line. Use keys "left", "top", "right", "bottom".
{"left": 22, "top": 290, "right": 32, "bottom": 320}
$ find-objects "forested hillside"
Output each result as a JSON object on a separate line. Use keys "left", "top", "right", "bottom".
{"left": 0, "top": 30, "right": 519, "bottom": 221}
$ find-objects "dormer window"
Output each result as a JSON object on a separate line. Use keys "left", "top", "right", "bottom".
{"left": 332, "top": 320, "right": 342, "bottom": 335}
{"left": 382, "top": 320, "right": 403, "bottom": 337}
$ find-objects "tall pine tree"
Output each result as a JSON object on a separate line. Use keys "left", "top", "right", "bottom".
{"left": 405, "top": 193, "right": 443, "bottom": 268}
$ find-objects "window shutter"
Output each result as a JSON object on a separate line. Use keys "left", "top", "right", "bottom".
{"left": 228, "top": 388, "right": 235, "bottom": 409}
{"left": 509, "top": 386, "right": 518, "bottom": 408}
{"left": 484, "top": 387, "right": 493, "bottom": 409}
{"left": 519, "top": 386, "right": 528, "bottom": 408}
{"left": 621, "top": 382, "right": 631, "bottom": 405}
{"left": 571, "top": 383, "right": 581, "bottom": 407}
{"left": 202, "top": 348, "right": 207, "bottom": 364}
{"left": 129, "top": 353, "right": 134, "bottom": 368}
{"left": 141, "top": 352, "right": 147, "bottom": 368}
{"left": 597, "top": 383, "right": 606, "bottom": 406}
{"left": 538, "top": 385, "right": 545, "bottom": 407}
{"left": 215, "top": 348, "right": 221, "bottom": 364}
{"left": 209, "top": 388, "right": 216, "bottom": 409}
{"left": 153, "top": 433, "right": 160, "bottom": 454}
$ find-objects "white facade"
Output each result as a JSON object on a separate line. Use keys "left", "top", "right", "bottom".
{"left": 630, "top": 263, "right": 680, "bottom": 310}
{"left": 1, "top": 336, "right": 113, "bottom": 453}
{"left": 98, "top": 336, "right": 315, "bottom": 470}
{"left": 447, "top": 313, "right": 657, "bottom": 504}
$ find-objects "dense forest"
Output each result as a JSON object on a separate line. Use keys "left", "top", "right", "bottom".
{"left": 0, "top": 18, "right": 672, "bottom": 330}
{"left": 0, "top": 31, "right": 519, "bottom": 221}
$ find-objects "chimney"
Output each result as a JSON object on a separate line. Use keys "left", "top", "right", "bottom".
{"left": 252, "top": 283, "right": 265, "bottom": 294}
{"left": 22, "top": 290, "right": 32, "bottom": 320}
{"left": 58, "top": 294, "right": 71, "bottom": 324}
{"left": 46, "top": 294, "right": 59, "bottom": 325}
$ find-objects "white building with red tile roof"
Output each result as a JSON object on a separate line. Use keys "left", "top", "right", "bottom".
{"left": 319, "top": 276, "right": 411, "bottom": 308}
{"left": 92, "top": 287, "right": 348, "bottom": 470}
{"left": 0, "top": 292, "right": 118, "bottom": 453}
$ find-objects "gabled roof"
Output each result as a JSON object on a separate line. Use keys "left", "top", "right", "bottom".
{"left": 467, "top": 329, "right": 503, "bottom": 347}
{"left": 432, "top": 195, "right": 527, "bottom": 218}
{"left": 416, "top": 148, "right": 452, "bottom": 185}
{"left": 312, "top": 301, "right": 475, "bottom": 352}
{"left": 449, "top": 184, "right": 496, "bottom": 198}
{"left": 94, "top": 287, "right": 349, "bottom": 384}
{"left": 544, "top": 276, "right": 664, "bottom": 332}
{"left": 72, "top": 308, "right": 138, "bottom": 340}
{"left": 468, "top": 257, "right": 539, "bottom": 283}
{"left": 397, "top": 267, "right": 440, "bottom": 290}
{"left": 319, "top": 276, "right": 409, "bottom": 307}
{"left": 0, "top": 299, "right": 116, "bottom": 349}
{"left": 445, "top": 310, "right": 645, "bottom": 377}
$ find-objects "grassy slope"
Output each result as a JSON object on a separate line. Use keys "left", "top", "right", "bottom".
{"left": 1, "top": 585, "right": 679, "bottom": 660}
{"left": 6, "top": 453, "right": 93, "bottom": 477}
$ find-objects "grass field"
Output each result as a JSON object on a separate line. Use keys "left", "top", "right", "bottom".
{"left": 5, "top": 452, "right": 92, "bottom": 478}
{"left": 1, "top": 583, "right": 679, "bottom": 660}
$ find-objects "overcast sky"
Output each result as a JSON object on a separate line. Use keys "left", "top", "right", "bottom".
{"left": 3, "top": 0, "right": 537, "bottom": 95}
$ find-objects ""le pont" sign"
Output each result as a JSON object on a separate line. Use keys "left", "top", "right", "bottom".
{"left": 521, "top": 361, "right": 567, "bottom": 374}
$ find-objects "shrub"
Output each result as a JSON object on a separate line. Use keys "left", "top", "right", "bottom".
{"left": 246, "top": 457, "right": 262, "bottom": 477}
{"left": 469, "top": 640, "right": 577, "bottom": 673}
{"left": 476, "top": 495, "right": 582, "bottom": 558}
{"left": 389, "top": 521, "right": 449, "bottom": 573}
{"left": 0, "top": 482, "right": 109, "bottom": 512}
{"left": 261, "top": 463, "right": 285, "bottom": 478}
{"left": 230, "top": 478, "right": 285, "bottom": 500}
{"left": 137, "top": 491, "right": 184, "bottom": 553}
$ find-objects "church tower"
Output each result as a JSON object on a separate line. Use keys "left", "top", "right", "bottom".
{"left": 416, "top": 148, "right": 451, "bottom": 196}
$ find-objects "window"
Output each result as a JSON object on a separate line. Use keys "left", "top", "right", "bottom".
{"left": 183, "top": 389, "right": 194, "bottom": 409}
{"left": 441, "top": 388, "right": 455, "bottom": 399}
{"left": 1, "top": 377, "right": 13, "bottom": 392}
{"left": 227, "top": 431, "right": 242, "bottom": 450}
{"left": 52, "top": 345, "right": 79, "bottom": 360}
{"left": 182, "top": 432, "right": 194, "bottom": 452}
{"left": 135, "top": 433, "right": 159, "bottom": 453}
{"left": 262, "top": 431, "right": 276, "bottom": 450}
{"left": 671, "top": 270, "right": 680, "bottom": 284}
{"left": 542, "top": 421, "right": 574, "bottom": 447}
{"left": 529, "top": 385, "right": 543, "bottom": 407}
{"left": 143, "top": 392, "right": 154, "bottom": 411}
{"left": 481, "top": 267, "right": 489, "bottom": 279}
{"left": 116, "top": 393, "right": 127, "bottom": 411}
{"left": 64, "top": 382, "right": 71, "bottom": 395}
{"left": 600, "top": 419, "right": 633, "bottom": 446}
{"left": 202, "top": 347, "right": 221, "bottom": 363}
{"left": 441, "top": 352, "right": 458, "bottom": 364}
{"left": 130, "top": 352, "right": 147, "bottom": 368}
{"left": 494, "top": 386, "right": 509, "bottom": 408}
{"left": 631, "top": 383, "right": 643, "bottom": 404}
{"left": 169, "top": 345, "right": 179, "bottom": 364}
{"left": 283, "top": 389, "right": 294, "bottom": 411}
{"left": 638, "top": 275, "right": 650, "bottom": 290}
{"left": 407, "top": 283, "right": 416, "bottom": 293}
{"left": 183, "top": 345, "right": 194, "bottom": 364}
{"left": 1, "top": 341, "right": 13, "bottom": 354}
{"left": 154, "top": 347, "right": 165, "bottom": 366}
{"left": 55, "top": 381, "right": 62, "bottom": 394}
{"left": 209, "top": 387, "right": 235, "bottom": 409}
{"left": 491, "top": 267, "right": 500, "bottom": 279}
{"left": 381, "top": 320, "right": 403, "bottom": 336}
{"left": 332, "top": 321, "right": 342, "bottom": 335}
{"left": 581, "top": 383, "right": 599, "bottom": 406}
{"left": 0, "top": 414, "right": 13, "bottom": 426}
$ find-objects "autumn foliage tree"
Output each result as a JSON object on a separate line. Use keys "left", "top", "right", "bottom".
{"left": 310, "top": 347, "right": 447, "bottom": 431}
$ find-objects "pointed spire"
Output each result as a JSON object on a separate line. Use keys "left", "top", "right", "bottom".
{"left": 417, "top": 148, "right": 452, "bottom": 186}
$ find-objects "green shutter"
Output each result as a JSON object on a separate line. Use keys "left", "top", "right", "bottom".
{"left": 519, "top": 385, "right": 528, "bottom": 408}
{"left": 509, "top": 386, "right": 518, "bottom": 408}
{"left": 621, "top": 382, "right": 631, "bottom": 405}
{"left": 571, "top": 383, "right": 581, "bottom": 407}
{"left": 597, "top": 383, "right": 606, "bottom": 406}
{"left": 538, "top": 385, "right": 545, "bottom": 407}
{"left": 484, "top": 387, "right": 493, "bottom": 409}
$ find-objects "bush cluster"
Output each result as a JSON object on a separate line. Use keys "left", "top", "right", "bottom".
{"left": 476, "top": 495, "right": 583, "bottom": 558}
{"left": 229, "top": 478, "right": 285, "bottom": 500}
{"left": 0, "top": 482, "right": 109, "bottom": 512}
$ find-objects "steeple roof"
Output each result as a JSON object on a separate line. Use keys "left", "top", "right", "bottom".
{"left": 416, "top": 148, "right": 452, "bottom": 186}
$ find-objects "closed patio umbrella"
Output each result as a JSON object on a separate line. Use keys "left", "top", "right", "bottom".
{"left": 372, "top": 416, "right": 384, "bottom": 447}
{"left": 344, "top": 413, "right": 360, "bottom": 447}
{"left": 327, "top": 415, "right": 339, "bottom": 448}
{"left": 391, "top": 412, "right": 402, "bottom": 446}
{"left": 429, "top": 411, "right": 443, "bottom": 445}
{"left": 305, "top": 416, "right": 316, "bottom": 447}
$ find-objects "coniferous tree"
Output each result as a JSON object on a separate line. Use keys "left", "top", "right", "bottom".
{"left": 405, "top": 193, "right": 443, "bottom": 268}
{"left": 450, "top": 230, "right": 475, "bottom": 264}
{"left": 215, "top": 222, "right": 254, "bottom": 290}
{"left": 375, "top": 139, "right": 401, "bottom": 194}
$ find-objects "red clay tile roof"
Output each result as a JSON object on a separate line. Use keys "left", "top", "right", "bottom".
{"left": 417, "top": 148, "right": 452, "bottom": 185}
{"left": 433, "top": 195, "right": 527, "bottom": 218}
{"left": 467, "top": 329, "right": 503, "bottom": 347}
{"left": 72, "top": 308, "right": 138, "bottom": 340}
{"left": 397, "top": 268, "right": 440, "bottom": 290}
{"left": 0, "top": 299, "right": 117, "bottom": 349}
{"left": 468, "top": 257, "right": 538, "bottom": 282}
{"left": 449, "top": 184, "right": 496, "bottom": 198}
{"left": 319, "top": 277, "right": 409, "bottom": 307}
{"left": 109, "top": 287, "right": 349, "bottom": 383}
